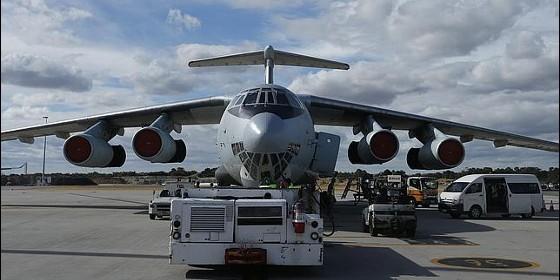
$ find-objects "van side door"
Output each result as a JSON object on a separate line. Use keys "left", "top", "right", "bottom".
{"left": 507, "top": 182, "right": 535, "bottom": 214}
{"left": 463, "top": 182, "right": 484, "bottom": 214}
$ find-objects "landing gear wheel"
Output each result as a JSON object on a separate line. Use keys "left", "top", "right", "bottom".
{"left": 369, "top": 215, "right": 378, "bottom": 236}
{"left": 450, "top": 212, "right": 461, "bottom": 219}
{"left": 149, "top": 214, "right": 156, "bottom": 220}
{"left": 468, "top": 205, "right": 482, "bottom": 219}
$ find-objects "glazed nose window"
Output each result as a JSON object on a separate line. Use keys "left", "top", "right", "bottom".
{"left": 243, "top": 91, "right": 258, "bottom": 105}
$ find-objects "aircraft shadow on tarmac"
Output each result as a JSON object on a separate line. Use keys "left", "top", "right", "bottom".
{"left": 185, "top": 246, "right": 436, "bottom": 280}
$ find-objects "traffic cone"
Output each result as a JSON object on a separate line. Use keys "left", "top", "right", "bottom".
{"left": 549, "top": 200, "right": 554, "bottom": 211}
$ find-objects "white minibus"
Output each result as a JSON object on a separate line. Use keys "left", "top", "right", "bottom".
{"left": 439, "top": 174, "right": 545, "bottom": 218}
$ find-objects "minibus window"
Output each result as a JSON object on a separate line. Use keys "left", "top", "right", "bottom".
{"left": 445, "top": 182, "right": 469, "bottom": 192}
{"left": 465, "top": 183, "right": 482, "bottom": 193}
{"left": 508, "top": 183, "right": 540, "bottom": 194}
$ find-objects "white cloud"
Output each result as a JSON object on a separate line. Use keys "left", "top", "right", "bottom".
{"left": 506, "top": 31, "right": 545, "bottom": 59}
{"left": 127, "top": 42, "right": 262, "bottom": 96}
{"left": 166, "top": 9, "right": 201, "bottom": 31}
{"left": 289, "top": 61, "right": 424, "bottom": 105}
{"left": 1, "top": 0, "right": 92, "bottom": 45}
{"left": 387, "top": 0, "right": 533, "bottom": 59}
{"left": 1, "top": 53, "right": 92, "bottom": 91}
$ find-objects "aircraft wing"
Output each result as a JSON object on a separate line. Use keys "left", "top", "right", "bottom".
{"left": 301, "top": 95, "right": 559, "bottom": 152}
{"left": 1, "top": 96, "right": 230, "bottom": 143}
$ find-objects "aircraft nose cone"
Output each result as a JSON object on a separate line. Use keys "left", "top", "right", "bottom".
{"left": 243, "top": 113, "right": 287, "bottom": 152}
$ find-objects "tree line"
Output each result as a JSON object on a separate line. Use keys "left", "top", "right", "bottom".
{"left": 334, "top": 167, "right": 559, "bottom": 184}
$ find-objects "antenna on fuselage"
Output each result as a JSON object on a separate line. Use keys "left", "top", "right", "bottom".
{"left": 187, "top": 45, "right": 350, "bottom": 84}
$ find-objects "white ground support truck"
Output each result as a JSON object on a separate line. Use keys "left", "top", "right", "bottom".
{"left": 169, "top": 186, "right": 324, "bottom": 266}
{"left": 149, "top": 180, "right": 190, "bottom": 220}
{"left": 361, "top": 176, "right": 417, "bottom": 238}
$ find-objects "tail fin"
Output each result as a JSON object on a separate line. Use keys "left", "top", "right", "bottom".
{"left": 188, "top": 45, "right": 349, "bottom": 84}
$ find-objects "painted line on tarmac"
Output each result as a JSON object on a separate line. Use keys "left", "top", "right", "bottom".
{"left": 325, "top": 241, "right": 478, "bottom": 247}
{"left": 1, "top": 249, "right": 168, "bottom": 260}
{"left": 1, "top": 204, "right": 146, "bottom": 210}
{"left": 66, "top": 192, "right": 146, "bottom": 205}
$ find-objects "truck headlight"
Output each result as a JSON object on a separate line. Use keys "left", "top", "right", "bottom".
{"left": 172, "top": 232, "right": 180, "bottom": 240}
{"left": 173, "top": 220, "right": 181, "bottom": 228}
{"left": 310, "top": 232, "right": 319, "bottom": 240}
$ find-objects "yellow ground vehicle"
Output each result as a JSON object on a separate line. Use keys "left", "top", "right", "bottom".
{"left": 407, "top": 177, "right": 439, "bottom": 207}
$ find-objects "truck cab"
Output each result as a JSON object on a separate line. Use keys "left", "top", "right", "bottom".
{"left": 407, "top": 177, "right": 439, "bottom": 207}
{"left": 149, "top": 180, "right": 189, "bottom": 220}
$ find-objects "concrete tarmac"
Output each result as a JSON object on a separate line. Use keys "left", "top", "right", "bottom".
{"left": 1, "top": 186, "right": 558, "bottom": 280}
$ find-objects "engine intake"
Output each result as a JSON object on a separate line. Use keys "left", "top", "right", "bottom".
{"left": 132, "top": 127, "right": 186, "bottom": 163}
{"left": 348, "top": 130, "right": 399, "bottom": 164}
{"left": 63, "top": 134, "right": 125, "bottom": 167}
{"left": 407, "top": 137, "right": 465, "bottom": 170}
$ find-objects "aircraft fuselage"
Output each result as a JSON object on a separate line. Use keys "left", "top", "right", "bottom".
{"left": 217, "top": 84, "right": 316, "bottom": 187}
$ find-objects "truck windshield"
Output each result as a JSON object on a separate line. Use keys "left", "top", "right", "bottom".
{"left": 445, "top": 182, "right": 469, "bottom": 192}
{"left": 422, "top": 179, "right": 438, "bottom": 189}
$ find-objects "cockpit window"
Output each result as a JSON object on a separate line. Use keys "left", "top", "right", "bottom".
{"left": 229, "top": 87, "right": 304, "bottom": 119}
{"left": 286, "top": 94, "right": 300, "bottom": 108}
{"left": 234, "top": 95, "right": 244, "bottom": 105}
{"left": 243, "top": 91, "right": 258, "bottom": 105}
{"left": 258, "top": 92, "right": 266, "bottom": 103}
{"left": 275, "top": 91, "right": 289, "bottom": 104}
{"left": 266, "top": 91, "right": 274, "bottom": 104}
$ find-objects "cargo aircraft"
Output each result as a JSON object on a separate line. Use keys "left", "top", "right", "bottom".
{"left": 2, "top": 46, "right": 558, "bottom": 187}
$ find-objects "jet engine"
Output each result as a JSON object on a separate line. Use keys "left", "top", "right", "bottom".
{"left": 63, "top": 134, "right": 126, "bottom": 167}
{"left": 348, "top": 129, "right": 399, "bottom": 164}
{"left": 132, "top": 127, "right": 186, "bottom": 163}
{"left": 407, "top": 137, "right": 465, "bottom": 170}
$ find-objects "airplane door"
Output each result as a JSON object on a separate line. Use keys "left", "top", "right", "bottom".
{"left": 463, "top": 182, "right": 484, "bottom": 213}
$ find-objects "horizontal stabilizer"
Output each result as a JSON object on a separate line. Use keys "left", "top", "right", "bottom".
{"left": 188, "top": 46, "right": 349, "bottom": 70}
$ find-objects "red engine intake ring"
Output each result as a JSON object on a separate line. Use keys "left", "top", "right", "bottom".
{"left": 64, "top": 136, "right": 92, "bottom": 163}
{"left": 438, "top": 139, "right": 465, "bottom": 166}
{"left": 133, "top": 129, "right": 162, "bottom": 158}
{"left": 370, "top": 131, "right": 399, "bottom": 160}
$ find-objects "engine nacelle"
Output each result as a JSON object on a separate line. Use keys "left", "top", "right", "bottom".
{"left": 407, "top": 137, "right": 465, "bottom": 170}
{"left": 63, "top": 134, "right": 125, "bottom": 167}
{"left": 348, "top": 130, "right": 399, "bottom": 164}
{"left": 132, "top": 127, "right": 186, "bottom": 163}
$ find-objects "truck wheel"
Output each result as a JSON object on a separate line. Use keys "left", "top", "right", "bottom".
{"left": 450, "top": 212, "right": 461, "bottom": 219}
{"left": 149, "top": 214, "right": 156, "bottom": 220}
{"left": 369, "top": 215, "right": 378, "bottom": 237}
{"left": 521, "top": 207, "right": 535, "bottom": 219}
{"left": 468, "top": 205, "right": 482, "bottom": 219}
{"left": 406, "top": 228, "right": 416, "bottom": 238}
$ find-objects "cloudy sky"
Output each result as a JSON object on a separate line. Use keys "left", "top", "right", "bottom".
{"left": 1, "top": 0, "right": 558, "bottom": 174}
